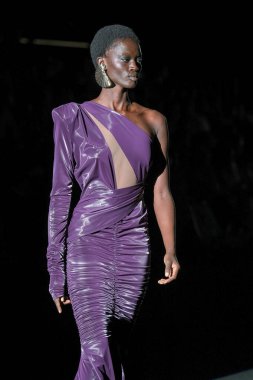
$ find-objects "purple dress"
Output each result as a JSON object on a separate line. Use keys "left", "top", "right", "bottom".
{"left": 46, "top": 101, "right": 153, "bottom": 379}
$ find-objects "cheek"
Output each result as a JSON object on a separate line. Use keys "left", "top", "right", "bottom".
{"left": 108, "top": 62, "right": 127, "bottom": 74}
{"left": 108, "top": 66, "right": 127, "bottom": 81}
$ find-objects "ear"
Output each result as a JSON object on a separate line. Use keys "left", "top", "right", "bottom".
{"left": 96, "top": 57, "right": 105, "bottom": 66}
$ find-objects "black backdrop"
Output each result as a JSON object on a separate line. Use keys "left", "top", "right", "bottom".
{"left": 1, "top": 9, "right": 252, "bottom": 380}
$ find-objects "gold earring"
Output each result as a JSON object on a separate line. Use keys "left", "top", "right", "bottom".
{"left": 95, "top": 63, "right": 114, "bottom": 88}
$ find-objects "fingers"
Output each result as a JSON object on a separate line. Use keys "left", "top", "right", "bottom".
{"left": 158, "top": 257, "right": 181, "bottom": 285}
{"left": 61, "top": 296, "right": 71, "bottom": 305}
{"left": 54, "top": 296, "right": 71, "bottom": 313}
{"left": 158, "top": 277, "right": 175, "bottom": 285}
{"left": 158, "top": 270, "right": 177, "bottom": 284}
{"left": 158, "top": 271, "right": 178, "bottom": 285}
{"left": 165, "top": 260, "right": 173, "bottom": 278}
{"left": 54, "top": 298, "right": 62, "bottom": 314}
{"left": 62, "top": 299, "right": 71, "bottom": 305}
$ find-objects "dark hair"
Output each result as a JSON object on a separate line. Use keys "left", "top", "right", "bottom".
{"left": 90, "top": 24, "right": 140, "bottom": 68}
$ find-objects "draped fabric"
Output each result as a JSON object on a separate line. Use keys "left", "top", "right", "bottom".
{"left": 46, "top": 101, "right": 153, "bottom": 379}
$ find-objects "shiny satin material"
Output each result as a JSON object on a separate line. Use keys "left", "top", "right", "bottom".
{"left": 46, "top": 101, "right": 153, "bottom": 379}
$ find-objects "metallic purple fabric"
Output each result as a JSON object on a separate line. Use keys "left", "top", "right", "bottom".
{"left": 46, "top": 101, "right": 153, "bottom": 379}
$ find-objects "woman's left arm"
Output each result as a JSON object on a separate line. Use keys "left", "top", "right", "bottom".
{"left": 153, "top": 113, "right": 180, "bottom": 285}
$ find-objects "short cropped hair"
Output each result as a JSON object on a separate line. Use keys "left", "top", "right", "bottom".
{"left": 90, "top": 24, "right": 140, "bottom": 68}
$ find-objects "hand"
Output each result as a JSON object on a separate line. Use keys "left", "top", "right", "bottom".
{"left": 54, "top": 296, "right": 71, "bottom": 314}
{"left": 158, "top": 252, "right": 180, "bottom": 285}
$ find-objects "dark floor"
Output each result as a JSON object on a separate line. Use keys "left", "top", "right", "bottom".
{"left": 214, "top": 369, "right": 253, "bottom": 380}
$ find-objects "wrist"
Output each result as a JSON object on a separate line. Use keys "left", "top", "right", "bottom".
{"left": 165, "top": 249, "right": 176, "bottom": 256}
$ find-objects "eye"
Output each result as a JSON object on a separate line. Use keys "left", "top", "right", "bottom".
{"left": 120, "top": 56, "right": 130, "bottom": 62}
{"left": 120, "top": 56, "right": 142, "bottom": 65}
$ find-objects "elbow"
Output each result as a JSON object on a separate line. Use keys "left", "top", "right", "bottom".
{"left": 153, "top": 189, "right": 173, "bottom": 205}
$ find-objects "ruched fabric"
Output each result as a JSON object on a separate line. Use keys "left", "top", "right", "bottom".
{"left": 46, "top": 101, "right": 153, "bottom": 379}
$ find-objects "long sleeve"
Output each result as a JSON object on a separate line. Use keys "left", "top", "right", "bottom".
{"left": 46, "top": 109, "right": 75, "bottom": 300}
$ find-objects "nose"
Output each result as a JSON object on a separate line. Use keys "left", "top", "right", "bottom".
{"left": 129, "top": 59, "right": 140, "bottom": 71}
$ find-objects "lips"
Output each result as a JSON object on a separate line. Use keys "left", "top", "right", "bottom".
{"left": 128, "top": 75, "right": 138, "bottom": 81}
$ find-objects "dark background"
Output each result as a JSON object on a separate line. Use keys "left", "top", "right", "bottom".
{"left": 1, "top": 8, "right": 252, "bottom": 380}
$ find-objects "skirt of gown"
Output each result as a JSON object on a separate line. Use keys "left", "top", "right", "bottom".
{"left": 67, "top": 199, "right": 151, "bottom": 380}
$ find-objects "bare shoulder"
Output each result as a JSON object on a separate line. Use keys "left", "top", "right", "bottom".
{"left": 133, "top": 102, "right": 167, "bottom": 135}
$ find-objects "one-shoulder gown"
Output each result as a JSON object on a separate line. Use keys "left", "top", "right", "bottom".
{"left": 46, "top": 101, "right": 153, "bottom": 379}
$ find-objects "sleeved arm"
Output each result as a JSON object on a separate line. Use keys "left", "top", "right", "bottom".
{"left": 46, "top": 109, "right": 75, "bottom": 300}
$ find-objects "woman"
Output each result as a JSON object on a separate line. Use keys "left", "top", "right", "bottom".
{"left": 46, "top": 24, "right": 180, "bottom": 379}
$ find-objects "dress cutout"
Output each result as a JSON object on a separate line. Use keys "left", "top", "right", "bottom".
{"left": 85, "top": 109, "right": 137, "bottom": 189}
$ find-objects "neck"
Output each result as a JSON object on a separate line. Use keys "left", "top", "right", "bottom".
{"left": 94, "top": 89, "right": 132, "bottom": 114}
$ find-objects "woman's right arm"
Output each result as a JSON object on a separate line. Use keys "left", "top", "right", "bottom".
{"left": 46, "top": 108, "right": 75, "bottom": 305}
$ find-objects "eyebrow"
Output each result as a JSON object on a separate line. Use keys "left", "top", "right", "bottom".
{"left": 118, "top": 52, "right": 142, "bottom": 57}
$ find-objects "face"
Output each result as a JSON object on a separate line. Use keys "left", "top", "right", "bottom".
{"left": 99, "top": 38, "right": 142, "bottom": 89}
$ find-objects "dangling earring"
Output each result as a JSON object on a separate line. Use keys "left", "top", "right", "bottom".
{"left": 95, "top": 63, "right": 114, "bottom": 88}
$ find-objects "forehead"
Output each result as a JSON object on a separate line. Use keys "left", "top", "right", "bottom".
{"left": 107, "top": 38, "right": 141, "bottom": 55}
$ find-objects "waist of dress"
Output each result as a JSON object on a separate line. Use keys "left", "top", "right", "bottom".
{"left": 68, "top": 182, "right": 145, "bottom": 237}
{"left": 79, "top": 182, "right": 144, "bottom": 204}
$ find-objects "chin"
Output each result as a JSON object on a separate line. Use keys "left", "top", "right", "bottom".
{"left": 126, "top": 81, "right": 138, "bottom": 89}
{"left": 117, "top": 80, "right": 138, "bottom": 89}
